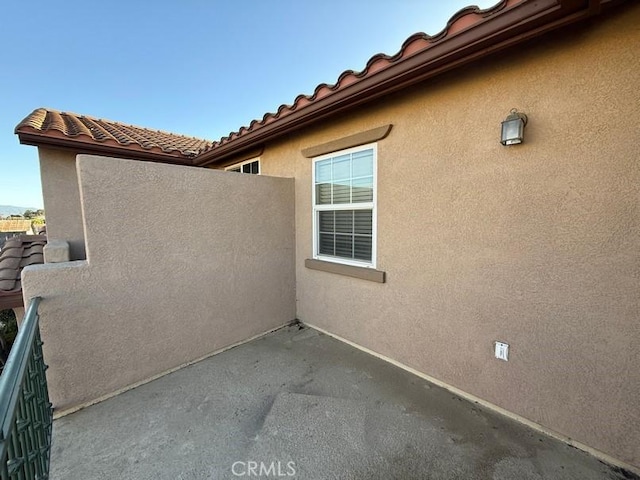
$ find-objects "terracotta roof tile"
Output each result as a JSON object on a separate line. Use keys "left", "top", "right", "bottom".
{"left": 15, "top": 0, "right": 619, "bottom": 166}
{"left": 195, "top": 0, "right": 623, "bottom": 164}
{"left": 0, "top": 270, "right": 16, "bottom": 281}
{"left": 0, "top": 220, "right": 32, "bottom": 233}
{"left": 15, "top": 109, "right": 214, "bottom": 161}
{"left": 0, "top": 257, "right": 21, "bottom": 272}
{"left": 198, "top": 0, "right": 516, "bottom": 155}
{"left": 0, "top": 235, "right": 46, "bottom": 310}
{"left": 12, "top": 1, "right": 519, "bottom": 165}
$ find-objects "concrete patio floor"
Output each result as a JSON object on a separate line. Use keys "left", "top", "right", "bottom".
{"left": 50, "top": 324, "right": 633, "bottom": 480}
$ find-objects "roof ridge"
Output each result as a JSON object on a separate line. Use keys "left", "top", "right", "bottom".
{"left": 15, "top": 109, "right": 215, "bottom": 161}
{"left": 41, "top": 108, "right": 213, "bottom": 142}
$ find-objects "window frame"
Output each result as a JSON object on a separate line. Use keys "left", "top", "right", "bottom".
{"left": 311, "top": 143, "right": 377, "bottom": 269}
{"left": 225, "top": 158, "right": 261, "bottom": 174}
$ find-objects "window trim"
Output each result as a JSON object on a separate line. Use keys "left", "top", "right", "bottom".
{"left": 224, "top": 158, "right": 261, "bottom": 174}
{"left": 305, "top": 259, "right": 385, "bottom": 283}
{"left": 311, "top": 142, "right": 377, "bottom": 269}
{"left": 301, "top": 125, "right": 392, "bottom": 158}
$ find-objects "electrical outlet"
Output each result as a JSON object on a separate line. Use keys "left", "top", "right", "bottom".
{"left": 494, "top": 341, "right": 509, "bottom": 361}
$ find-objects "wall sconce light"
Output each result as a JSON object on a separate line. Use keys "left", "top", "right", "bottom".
{"left": 501, "top": 108, "right": 528, "bottom": 145}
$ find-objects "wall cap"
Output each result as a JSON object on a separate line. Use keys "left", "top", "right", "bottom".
{"left": 44, "top": 240, "right": 71, "bottom": 264}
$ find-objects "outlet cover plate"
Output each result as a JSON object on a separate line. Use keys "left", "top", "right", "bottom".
{"left": 495, "top": 341, "right": 509, "bottom": 361}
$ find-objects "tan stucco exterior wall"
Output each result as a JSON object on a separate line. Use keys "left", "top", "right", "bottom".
{"left": 259, "top": 6, "right": 640, "bottom": 468}
{"left": 38, "top": 148, "right": 86, "bottom": 260}
{"left": 12, "top": 307, "right": 24, "bottom": 325}
{"left": 22, "top": 155, "right": 296, "bottom": 412}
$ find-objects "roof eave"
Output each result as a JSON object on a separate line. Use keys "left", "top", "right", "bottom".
{"left": 16, "top": 131, "right": 198, "bottom": 167}
{"left": 194, "top": 0, "right": 618, "bottom": 167}
{"left": 0, "top": 292, "right": 23, "bottom": 310}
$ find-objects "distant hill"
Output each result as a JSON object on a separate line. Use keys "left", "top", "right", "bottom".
{"left": 0, "top": 205, "right": 37, "bottom": 217}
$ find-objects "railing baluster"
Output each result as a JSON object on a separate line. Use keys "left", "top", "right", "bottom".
{"left": 0, "top": 298, "right": 52, "bottom": 479}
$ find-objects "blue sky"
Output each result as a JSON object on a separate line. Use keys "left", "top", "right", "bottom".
{"left": 0, "top": 0, "right": 496, "bottom": 209}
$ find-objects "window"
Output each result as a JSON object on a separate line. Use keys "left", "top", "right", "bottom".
{"left": 226, "top": 159, "right": 260, "bottom": 174}
{"left": 313, "top": 144, "right": 376, "bottom": 267}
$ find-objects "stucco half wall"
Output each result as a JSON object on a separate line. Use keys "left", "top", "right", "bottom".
{"left": 256, "top": 4, "right": 640, "bottom": 470}
{"left": 22, "top": 155, "right": 296, "bottom": 412}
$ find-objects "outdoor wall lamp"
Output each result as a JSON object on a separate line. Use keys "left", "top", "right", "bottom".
{"left": 500, "top": 108, "right": 528, "bottom": 145}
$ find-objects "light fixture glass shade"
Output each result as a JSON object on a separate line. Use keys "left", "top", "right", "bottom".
{"left": 500, "top": 110, "right": 528, "bottom": 145}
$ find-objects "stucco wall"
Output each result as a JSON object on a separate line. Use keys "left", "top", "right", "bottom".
{"left": 38, "top": 148, "right": 86, "bottom": 260}
{"left": 260, "top": 5, "right": 640, "bottom": 468}
{"left": 22, "top": 155, "right": 296, "bottom": 412}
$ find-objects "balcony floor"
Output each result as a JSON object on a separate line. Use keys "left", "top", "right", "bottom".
{"left": 50, "top": 325, "right": 628, "bottom": 480}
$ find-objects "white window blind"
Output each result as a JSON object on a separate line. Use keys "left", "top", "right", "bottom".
{"left": 312, "top": 144, "right": 376, "bottom": 267}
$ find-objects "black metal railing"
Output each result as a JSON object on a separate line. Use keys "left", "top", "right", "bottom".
{"left": 0, "top": 297, "right": 52, "bottom": 479}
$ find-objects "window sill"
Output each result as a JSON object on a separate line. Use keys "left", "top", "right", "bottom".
{"left": 305, "top": 259, "right": 386, "bottom": 283}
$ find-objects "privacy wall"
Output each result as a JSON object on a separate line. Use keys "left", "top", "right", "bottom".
{"left": 23, "top": 155, "right": 296, "bottom": 412}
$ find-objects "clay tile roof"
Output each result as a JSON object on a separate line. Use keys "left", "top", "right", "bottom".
{"left": 14, "top": 0, "right": 623, "bottom": 167}
{"left": 0, "top": 220, "right": 32, "bottom": 233}
{"left": 193, "top": 0, "right": 622, "bottom": 165}
{"left": 15, "top": 109, "right": 214, "bottom": 164}
{"left": 0, "top": 235, "right": 46, "bottom": 310}
{"left": 194, "top": 0, "right": 518, "bottom": 161}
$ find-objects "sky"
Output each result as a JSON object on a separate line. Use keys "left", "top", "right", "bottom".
{"left": 0, "top": 0, "right": 497, "bottom": 209}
